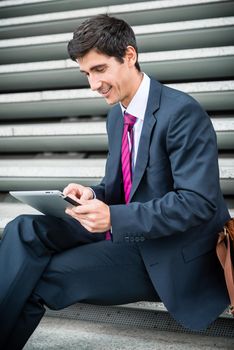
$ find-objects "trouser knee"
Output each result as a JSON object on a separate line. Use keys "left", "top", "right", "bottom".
{"left": 4, "top": 215, "right": 56, "bottom": 256}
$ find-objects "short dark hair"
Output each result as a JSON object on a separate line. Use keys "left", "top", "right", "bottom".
{"left": 67, "top": 14, "right": 141, "bottom": 71}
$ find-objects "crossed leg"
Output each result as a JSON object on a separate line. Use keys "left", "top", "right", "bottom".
{"left": 0, "top": 215, "right": 159, "bottom": 349}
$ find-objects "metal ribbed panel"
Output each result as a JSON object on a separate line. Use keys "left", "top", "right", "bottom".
{"left": 1, "top": 17, "right": 233, "bottom": 64}
{"left": 0, "top": 2, "right": 233, "bottom": 221}
{"left": 0, "top": 116, "right": 233, "bottom": 152}
{"left": 0, "top": 81, "right": 233, "bottom": 120}
{"left": 0, "top": 0, "right": 234, "bottom": 339}
{"left": 0, "top": 0, "right": 145, "bottom": 18}
{"left": 45, "top": 303, "right": 234, "bottom": 338}
{"left": 0, "top": 156, "right": 233, "bottom": 193}
{"left": 1, "top": 46, "right": 234, "bottom": 91}
{"left": 1, "top": 0, "right": 234, "bottom": 39}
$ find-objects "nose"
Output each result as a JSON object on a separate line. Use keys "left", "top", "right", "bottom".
{"left": 88, "top": 75, "right": 102, "bottom": 91}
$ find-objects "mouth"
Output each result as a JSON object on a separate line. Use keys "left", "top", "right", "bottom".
{"left": 99, "top": 86, "right": 112, "bottom": 97}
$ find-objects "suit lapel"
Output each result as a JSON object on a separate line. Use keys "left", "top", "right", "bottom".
{"left": 105, "top": 105, "right": 123, "bottom": 204}
{"left": 130, "top": 79, "right": 162, "bottom": 201}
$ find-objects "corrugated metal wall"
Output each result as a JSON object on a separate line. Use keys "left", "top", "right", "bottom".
{"left": 0, "top": 0, "right": 234, "bottom": 231}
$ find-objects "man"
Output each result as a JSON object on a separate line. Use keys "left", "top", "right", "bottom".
{"left": 0, "top": 14, "right": 230, "bottom": 349}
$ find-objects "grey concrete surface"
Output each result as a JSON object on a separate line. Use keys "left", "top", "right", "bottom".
{"left": 1, "top": 81, "right": 234, "bottom": 121}
{"left": 24, "top": 317, "right": 234, "bottom": 350}
{"left": 1, "top": 17, "right": 233, "bottom": 65}
{"left": 1, "top": 47, "right": 234, "bottom": 92}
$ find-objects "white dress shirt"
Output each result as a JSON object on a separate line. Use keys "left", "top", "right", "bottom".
{"left": 120, "top": 72, "right": 150, "bottom": 173}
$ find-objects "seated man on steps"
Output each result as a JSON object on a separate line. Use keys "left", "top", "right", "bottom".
{"left": 0, "top": 14, "right": 230, "bottom": 350}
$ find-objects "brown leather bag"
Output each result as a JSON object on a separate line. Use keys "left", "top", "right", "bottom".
{"left": 216, "top": 218, "right": 234, "bottom": 316}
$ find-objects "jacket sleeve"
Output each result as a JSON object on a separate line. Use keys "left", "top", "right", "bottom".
{"left": 89, "top": 116, "right": 110, "bottom": 201}
{"left": 109, "top": 98, "right": 221, "bottom": 242}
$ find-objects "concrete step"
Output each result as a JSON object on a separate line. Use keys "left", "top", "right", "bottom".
{"left": 1, "top": 193, "right": 233, "bottom": 235}
{"left": 0, "top": 156, "right": 233, "bottom": 193}
{"left": 23, "top": 316, "right": 234, "bottom": 350}
{"left": 0, "top": 120, "right": 108, "bottom": 152}
{"left": 1, "top": 17, "right": 233, "bottom": 64}
{"left": 0, "top": 200, "right": 41, "bottom": 236}
{"left": 0, "top": 81, "right": 233, "bottom": 120}
{"left": 0, "top": 0, "right": 145, "bottom": 18}
{"left": 212, "top": 116, "right": 234, "bottom": 149}
{"left": 0, "top": 157, "right": 105, "bottom": 190}
{"left": 0, "top": 116, "right": 233, "bottom": 152}
{"left": 1, "top": 1, "right": 232, "bottom": 347}
{"left": 1, "top": 0, "right": 233, "bottom": 39}
{"left": 1, "top": 46, "right": 234, "bottom": 91}
{"left": 44, "top": 302, "right": 234, "bottom": 334}
{"left": 16, "top": 301, "right": 234, "bottom": 348}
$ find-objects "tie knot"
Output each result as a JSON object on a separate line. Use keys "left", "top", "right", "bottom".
{"left": 124, "top": 112, "right": 137, "bottom": 130}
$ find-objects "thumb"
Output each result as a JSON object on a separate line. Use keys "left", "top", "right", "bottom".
{"left": 80, "top": 193, "right": 90, "bottom": 201}
{"left": 79, "top": 197, "right": 90, "bottom": 205}
{"left": 80, "top": 187, "right": 94, "bottom": 201}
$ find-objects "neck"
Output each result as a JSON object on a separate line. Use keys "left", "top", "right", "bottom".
{"left": 122, "top": 71, "right": 144, "bottom": 108}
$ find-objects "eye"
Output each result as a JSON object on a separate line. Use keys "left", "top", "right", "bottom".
{"left": 96, "top": 66, "right": 106, "bottom": 73}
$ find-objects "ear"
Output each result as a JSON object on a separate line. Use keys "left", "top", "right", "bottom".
{"left": 125, "top": 46, "right": 137, "bottom": 68}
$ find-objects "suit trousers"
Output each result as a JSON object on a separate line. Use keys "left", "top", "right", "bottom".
{"left": 0, "top": 214, "right": 159, "bottom": 349}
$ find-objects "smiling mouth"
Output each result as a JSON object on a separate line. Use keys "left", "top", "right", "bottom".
{"left": 99, "top": 86, "right": 112, "bottom": 96}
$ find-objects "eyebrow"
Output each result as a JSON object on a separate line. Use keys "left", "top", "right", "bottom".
{"left": 80, "top": 64, "right": 107, "bottom": 74}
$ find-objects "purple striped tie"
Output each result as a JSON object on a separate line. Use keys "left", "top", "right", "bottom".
{"left": 121, "top": 112, "right": 137, "bottom": 204}
{"left": 105, "top": 112, "right": 136, "bottom": 240}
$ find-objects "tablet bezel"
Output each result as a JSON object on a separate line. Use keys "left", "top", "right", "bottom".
{"left": 10, "top": 190, "right": 79, "bottom": 218}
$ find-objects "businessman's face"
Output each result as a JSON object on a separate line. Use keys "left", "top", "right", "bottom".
{"left": 77, "top": 48, "right": 141, "bottom": 107}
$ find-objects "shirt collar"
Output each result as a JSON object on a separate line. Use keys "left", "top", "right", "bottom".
{"left": 120, "top": 72, "right": 150, "bottom": 121}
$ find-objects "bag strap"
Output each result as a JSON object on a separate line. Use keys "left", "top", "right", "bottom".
{"left": 216, "top": 226, "right": 234, "bottom": 315}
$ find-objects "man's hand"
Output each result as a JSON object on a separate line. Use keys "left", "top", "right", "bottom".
{"left": 63, "top": 183, "right": 94, "bottom": 201}
{"left": 65, "top": 198, "right": 111, "bottom": 233}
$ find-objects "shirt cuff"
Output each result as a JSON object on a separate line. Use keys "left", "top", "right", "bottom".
{"left": 88, "top": 187, "right": 96, "bottom": 199}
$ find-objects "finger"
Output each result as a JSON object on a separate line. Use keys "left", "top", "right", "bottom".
{"left": 78, "top": 221, "right": 94, "bottom": 233}
{"left": 66, "top": 194, "right": 82, "bottom": 206}
{"left": 65, "top": 207, "right": 91, "bottom": 219}
{"left": 80, "top": 193, "right": 91, "bottom": 201}
{"left": 78, "top": 197, "right": 89, "bottom": 205}
{"left": 81, "top": 188, "right": 95, "bottom": 201}
{"left": 63, "top": 183, "right": 75, "bottom": 195}
{"left": 77, "top": 218, "right": 101, "bottom": 232}
{"left": 65, "top": 207, "right": 76, "bottom": 218}
{"left": 65, "top": 210, "right": 93, "bottom": 231}
{"left": 72, "top": 211, "right": 97, "bottom": 224}
{"left": 63, "top": 183, "right": 82, "bottom": 196}
{"left": 73, "top": 201, "right": 96, "bottom": 213}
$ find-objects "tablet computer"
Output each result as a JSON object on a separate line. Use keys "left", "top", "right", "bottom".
{"left": 10, "top": 190, "right": 80, "bottom": 218}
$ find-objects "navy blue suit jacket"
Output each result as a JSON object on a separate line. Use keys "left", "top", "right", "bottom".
{"left": 92, "top": 78, "right": 231, "bottom": 330}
